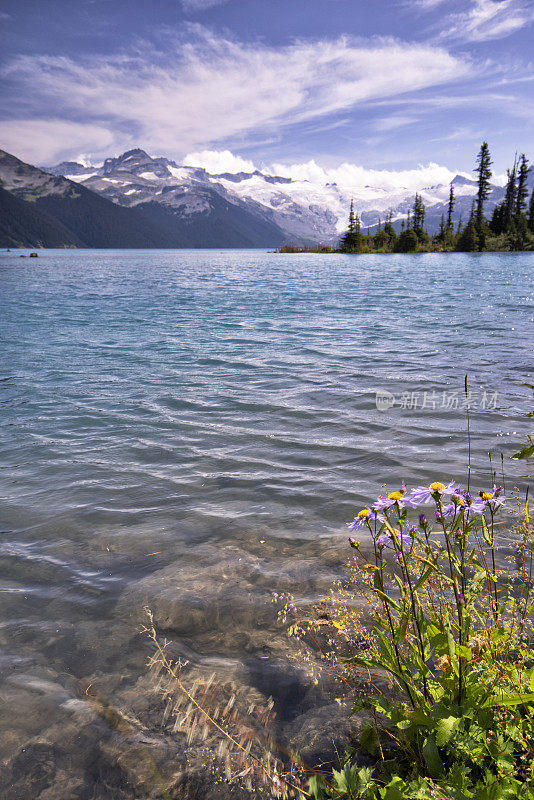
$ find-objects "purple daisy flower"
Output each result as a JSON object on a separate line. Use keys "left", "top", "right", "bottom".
{"left": 348, "top": 508, "right": 385, "bottom": 530}
{"left": 373, "top": 490, "right": 406, "bottom": 512}
{"left": 466, "top": 499, "right": 486, "bottom": 516}
{"left": 488, "top": 485, "right": 507, "bottom": 510}
{"left": 406, "top": 480, "right": 460, "bottom": 508}
{"left": 376, "top": 532, "right": 392, "bottom": 548}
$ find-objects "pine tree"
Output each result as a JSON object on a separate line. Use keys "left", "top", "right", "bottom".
{"left": 529, "top": 188, "right": 534, "bottom": 233}
{"left": 437, "top": 214, "right": 446, "bottom": 244}
{"left": 412, "top": 193, "right": 426, "bottom": 240}
{"left": 490, "top": 161, "right": 517, "bottom": 235}
{"left": 383, "top": 212, "right": 397, "bottom": 247}
{"left": 515, "top": 154, "right": 530, "bottom": 220}
{"left": 474, "top": 141, "right": 492, "bottom": 249}
{"left": 339, "top": 199, "right": 363, "bottom": 253}
{"left": 446, "top": 184, "right": 455, "bottom": 235}
{"left": 456, "top": 203, "right": 479, "bottom": 252}
{"left": 394, "top": 228, "right": 418, "bottom": 252}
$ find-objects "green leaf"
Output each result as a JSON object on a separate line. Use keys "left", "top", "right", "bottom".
{"left": 393, "top": 612, "right": 409, "bottom": 644}
{"left": 422, "top": 735, "right": 444, "bottom": 778}
{"left": 482, "top": 692, "right": 534, "bottom": 708}
{"left": 512, "top": 437, "right": 534, "bottom": 460}
{"left": 359, "top": 720, "right": 379, "bottom": 755}
{"left": 308, "top": 774, "right": 327, "bottom": 799}
{"left": 435, "top": 715, "right": 460, "bottom": 747}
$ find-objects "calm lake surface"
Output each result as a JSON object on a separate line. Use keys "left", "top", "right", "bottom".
{"left": 0, "top": 249, "right": 533, "bottom": 796}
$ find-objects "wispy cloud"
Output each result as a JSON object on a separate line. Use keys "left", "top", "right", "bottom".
{"left": 440, "top": 0, "right": 534, "bottom": 42}
{"left": 181, "top": 0, "right": 230, "bottom": 12}
{"left": 0, "top": 27, "right": 472, "bottom": 163}
{"left": 184, "top": 150, "right": 470, "bottom": 194}
{"left": 0, "top": 119, "right": 115, "bottom": 165}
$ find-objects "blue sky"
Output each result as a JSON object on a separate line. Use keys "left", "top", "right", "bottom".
{"left": 0, "top": 0, "right": 533, "bottom": 178}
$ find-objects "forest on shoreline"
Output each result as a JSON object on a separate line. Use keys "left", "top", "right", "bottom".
{"left": 279, "top": 143, "right": 534, "bottom": 254}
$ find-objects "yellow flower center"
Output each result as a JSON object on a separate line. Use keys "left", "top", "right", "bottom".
{"left": 429, "top": 482, "right": 445, "bottom": 492}
{"left": 480, "top": 492, "right": 493, "bottom": 501}
{"left": 451, "top": 495, "right": 465, "bottom": 506}
{"left": 358, "top": 509, "right": 371, "bottom": 519}
{"left": 388, "top": 491, "right": 404, "bottom": 501}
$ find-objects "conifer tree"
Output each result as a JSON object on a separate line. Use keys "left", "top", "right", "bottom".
{"left": 412, "top": 193, "right": 426, "bottom": 239}
{"left": 383, "top": 212, "right": 397, "bottom": 246}
{"left": 490, "top": 161, "right": 517, "bottom": 235}
{"left": 437, "top": 214, "right": 446, "bottom": 243}
{"left": 515, "top": 154, "right": 530, "bottom": 220}
{"left": 474, "top": 141, "right": 492, "bottom": 249}
{"left": 529, "top": 188, "right": 534, "bottom": 233}
{"left": 446, "top": 184, "right": 455, "bottom": 234}
{"left": 456, "top": 202, "right": 478, "bottom": 252}
{"left": 339, "top": 199, "right": 363, "bottom": 253}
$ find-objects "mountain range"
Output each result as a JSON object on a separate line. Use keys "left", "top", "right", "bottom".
{"left": 0, "top": 146, "right": 516, "bottom": 249}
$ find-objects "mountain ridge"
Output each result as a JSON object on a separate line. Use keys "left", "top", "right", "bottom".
{"left": 42, "top": 147, "right": 510, "bottom": 240}
{"left": 0, "top": 149, "right": 290, "bottom": 248}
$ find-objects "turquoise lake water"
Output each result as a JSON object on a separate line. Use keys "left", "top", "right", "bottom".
{"left": 0, "top": 248, "right": 532, "bottom": 795}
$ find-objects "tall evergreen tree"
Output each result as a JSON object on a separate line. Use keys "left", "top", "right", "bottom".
{"left": 474, "top": 141, "right": 492, "bottom": 249}
{"left": 456, "top": 201, "right": 479, "bottom": 252}
{"left": 339, "top": 199, "right": 363, "bottom": 253}
{"left": 437, "top": 213, "right": 446, "bottom": 243}
{"left": 515, "top": 154, "right": 530, "bottom": 220}
{"left": 412, "top": 193, "right": 426, "bottom": 239}
{"left": 491, "top": 161, "right": 517, "bottom": 235}
{"left": 529, "top": 188, "right": 534, "bottom": 233}
{"left": 446, "top": 184, "right": 455, "bottom": 234}
{"left": 383, "top": 212, "right": 397, "bottom": 246}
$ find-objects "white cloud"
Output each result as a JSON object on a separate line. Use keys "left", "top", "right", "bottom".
{"left": 182, "top": 0, "right": 229, "bottom": 11}
{"left": 186, "top": 149, "right": 472, "bottom": 194}
{"left": 268, "top": 157, "right": 468, "bottom": 194}
{"left": 0, "top": 28, "right": 471, "bottom": 162}
{"left": 441, "top": 0, "right": 534, "bottom": 42}
{"left": 0, "top": 119, "right": 115, "bottom": 165}
{"left": 183, "top": 149, "right": 256, "bottom": 173}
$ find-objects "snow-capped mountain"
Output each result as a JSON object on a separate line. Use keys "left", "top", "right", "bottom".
{"left": 44, "top": 148, "right": 506, "bottom": 243}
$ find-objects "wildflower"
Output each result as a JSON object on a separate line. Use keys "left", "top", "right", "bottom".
{"left": 488, "top": 484, "right": 507, "bottom": 510}
{"left": 418, "top": 513, "right": 427, "bottom": 527}
{"left": 458, "top": 593, "right": 465, "bottom": 605}
{"left": 466, "top": 498, "right": 486, "bottom": 516}
{"left": 373, "top": 489, "right": 406, "bottom": 511}
{"left": 397, "top": 533, "right": 413, "bottom": 549}
{"left": 408, "top": 525, "right": 418, "bottom": 535}
{"left": 348, "top": 508, "right": 384, "bottom": 530}
{"left": 376, "top": 532, "right": 392, "bottom": 548}
{"left": 348, "top": 537, "right": 360, "bottom": 549}
{"left": 406, "top": 480, "right": 460, "bottom": 507}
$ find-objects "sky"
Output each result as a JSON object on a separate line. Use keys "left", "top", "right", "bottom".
{"left": 0, "top": 0, "right": 533, "bottom": 181}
